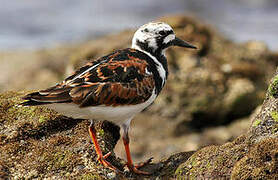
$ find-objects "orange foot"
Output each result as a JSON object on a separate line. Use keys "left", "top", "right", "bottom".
{"left": 122, "top": 125, "right": 153, "bottom": 175}
{"left": 89, "top": 124, "right": 123, "bottom": 173}
{"left": 125, "top": 157, "right": 153, "bottom": 175}
{"left": 96, "top": 152, "right": 123, "bottom": 173}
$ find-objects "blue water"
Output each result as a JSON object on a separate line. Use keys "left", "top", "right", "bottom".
{"left": 1, "top": 0, "right": 278, "bottom": 50}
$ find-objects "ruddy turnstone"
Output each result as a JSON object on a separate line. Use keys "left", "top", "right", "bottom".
{"left": 20, "top": 22, "right": 196, "bottom": 174}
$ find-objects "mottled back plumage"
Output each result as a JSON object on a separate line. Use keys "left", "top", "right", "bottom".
{"left": 22, "top": 48, "right": 158, "bottom": 107}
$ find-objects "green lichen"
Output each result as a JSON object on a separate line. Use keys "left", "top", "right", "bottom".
{"left": 175, "top": 136, "right": 249, "bottom": 179}
{"left": 271, "top": 111, "right": 278, "bottom": 122}
{"left": 175, "top": 151, "right": 202, "bottom": 179}
{"left": 0, "top": 91, "right": 57, "bottom": 126}
{"left": 268, "top": 75, "right": 278, "bottom": 98}
{"left": 189, "top": 156, "right": 196, "bottom": 167}
{"left": 53, "top": 151, "right": 74, "bottom": 169}
{"left": 38, "top": 116, "right": 47, "bottom": 124}
{"left": 8, "top": 106, "right": 37, "bottom": 119}
{"left": 98, "top": 129, "right": 105, "bottom": 137}
{"left": 206, "top": 161, "right": 212, "bottom": 171}
{"left": 252, "top": 119, "right": 262, "bottom": 127}
{"left": 231, "top": 138, "right": 278, "bottom": 179}
{"left": 41, "top": 150, "right": 75, "bottom": 171}
{"left": 175, "top": 168, "right": 183, "bottom": 177}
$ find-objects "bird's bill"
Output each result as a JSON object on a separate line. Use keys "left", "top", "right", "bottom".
{"left": 172, "top": 37, "right": 197, "bottom": 49}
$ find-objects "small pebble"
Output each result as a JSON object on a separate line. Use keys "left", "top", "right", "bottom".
{"left": 106, "top": 172, "right": 116, "bottom": 179}
{"left": 75, "top": 165, "right": 85, "bottom": 171}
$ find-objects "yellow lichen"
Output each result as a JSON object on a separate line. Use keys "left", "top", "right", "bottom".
{"left": 271, "top": 111, "right": 278, "bottom": 122}
{"left": 268, "top": 75, "right": 278, "bottom": 98}
{"left": 252, "top": 119, "right": 262, "bottom": 127}
{"left": 80, "top": 174, "right": 103, "bottom": 180}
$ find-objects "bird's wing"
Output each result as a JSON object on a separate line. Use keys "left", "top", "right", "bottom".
{"left": 21, "top": 49, "right": 155, "bottom": 107}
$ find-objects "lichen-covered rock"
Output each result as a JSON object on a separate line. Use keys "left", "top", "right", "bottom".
{"left": 0, "top": 91, "right": 196, "bottom": 179}
{"left": 231, "top": 138, "right": 278, "bottom": 180}
{"left": 175, "top": 137, "right": 278, "bottom": 180}
{"left": 175, "top": 69, "right": 278, "bottom": 179}
{"left": 2, "top": 83, "right": 278, "bottom": 179}
{"left": 0, "top": 48, "right": 73, "bottom": 92}
{"left": 0, "top": 91, "right": 121, "bottom": 179}
{"left": 248, "top": 70, "right": 278, "bottom": 144}
{"left": 175, "top": 135, "right": 248, "bottom": 179}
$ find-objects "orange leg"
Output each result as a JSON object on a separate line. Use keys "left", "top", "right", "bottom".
{"left": 122, "top": 124, "right": 152, "bottom": 174}
{"left": 88, "top": 122, "right": 120, "bottom": 172}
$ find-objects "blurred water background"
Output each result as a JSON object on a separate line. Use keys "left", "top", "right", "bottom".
{"left": 1, "top": 0, "right": 278, "bottom": 51}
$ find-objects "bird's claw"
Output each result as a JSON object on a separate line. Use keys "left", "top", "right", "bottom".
{"left": 97, "top": 152, "right": 123, "bottom": 174}
{"left": 125, "top": 157, "right": 153, "bottom": 175}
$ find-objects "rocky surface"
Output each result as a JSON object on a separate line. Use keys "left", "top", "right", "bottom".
{"left": 0, "top": 91, "right": 195, "bottom": 179}
{"left": 1, "top": 70, "right": 278, "bottom": 179}
{"left": 175, "top": 69, "right": 278, "bottom": 179}
{"left": 1, "top": 15, "right": 278, "bottom": 179}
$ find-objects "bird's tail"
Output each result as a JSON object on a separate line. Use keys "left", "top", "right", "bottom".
{"left": 19, "top": 86, "right": 72, "bottom": 107}
{"left": 18, "top": 92, "right": 53, "bottom": 106}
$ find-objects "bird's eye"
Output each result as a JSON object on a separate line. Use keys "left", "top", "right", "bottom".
{"left": 143, "top": 28, "right": 149, "bottom": 33}
{"left": 159, "top": 31, "right": 167, "bottom": 36}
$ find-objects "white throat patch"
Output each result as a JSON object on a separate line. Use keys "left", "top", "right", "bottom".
{"left": 163, "top": 34, "right": 175, "bottom": 44}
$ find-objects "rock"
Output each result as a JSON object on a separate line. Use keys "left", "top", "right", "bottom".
{"left": 175, "top": 135, "right": 248, "bottom": 179}
{"left": 231, "top": 138, "right": 278, "bottom": 179}
{"left": 244, "top": 40, "right": 268, "bottom": 57}
{"left": 200, "top": 117, "right": 249, "bottom": 146}
{"left": 222, "top": 78, "right": 258, "bottom": 120}
{"left": 0, "top": 48, "right": 72, "bottom": 92}
{"left": 175, "top": 136, "right": 278, "bottom": 179}
{"left": 0, "top": 91, "right": 194, "bottom": 179}
{"left": 0, "top": 91, "right": 121, "bottom": 179}
{"left": 175, "top": 68, "right": 278, "bottom": 179}
{"left": 2, "top": 67, "right": 278, "bottom": 179}
{"left": 248, "top": 69, "right": 278, "bottom": 144}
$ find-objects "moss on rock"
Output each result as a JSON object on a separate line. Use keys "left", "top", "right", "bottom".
{"left": 0, "top": 91, "right": 121, "bottom": 179}
{"left": 175, "top": 69, "right": 278, "bottom": 179}
{"left": 231, "top": 138, "right": 278, "bottom": 179}
{"left": 175, "top": 135, "right": 247, "bottom": 179}
{"left": 0, "top": 91, "right": 196, "bottom": 179}
{"left": 175, "top": 135, "right": 278, "bottom": 179}
{"left": 268, "top": 75, "right": 278, "bottom": 98}
{"left": 271, "top": 111, "right": 278, "bottom": 122}
{"left": 248, "top": 69, "right": 278, "bottom": 144}
{"left": 252, "top": 119, "right": 262, "bottom": 127}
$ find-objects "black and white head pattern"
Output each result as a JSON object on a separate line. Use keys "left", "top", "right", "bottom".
{"left": 132, "top": 22, "right": 176, "bottom": 56}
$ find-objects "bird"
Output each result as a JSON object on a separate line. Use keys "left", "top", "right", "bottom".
{"left": 20, "top": 22, "right": 196, "bottom": 174}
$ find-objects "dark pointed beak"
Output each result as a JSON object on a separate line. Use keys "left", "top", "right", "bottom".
{"left": 171, "top": 37, "right": 197, "bottom": 49}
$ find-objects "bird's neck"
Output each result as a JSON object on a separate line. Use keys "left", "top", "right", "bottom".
{"left": 133, "top": 40, "right": 167, "bottom": 63}
{"left": 132, "top": 42, "right": 169, "bottom": 93}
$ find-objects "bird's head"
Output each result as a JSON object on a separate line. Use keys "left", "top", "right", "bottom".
{"left": 132, "top": 22, "right": 196, "bottom": 56}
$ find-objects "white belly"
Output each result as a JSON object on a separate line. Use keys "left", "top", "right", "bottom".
{"left": 46, "top": 90, "right": 157, "bottom": 125}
